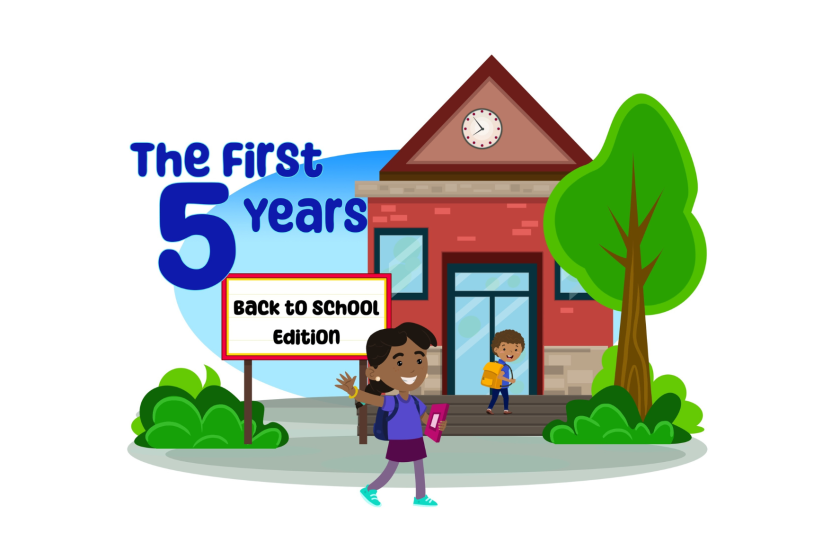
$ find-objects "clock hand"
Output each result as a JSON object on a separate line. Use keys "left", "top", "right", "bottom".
{"left": 475, "top": 119, "right": 484, "bottom": 132}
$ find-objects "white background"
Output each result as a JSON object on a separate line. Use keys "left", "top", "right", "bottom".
{"left": 2, "top": 1, "right": 838, "bottom": 558}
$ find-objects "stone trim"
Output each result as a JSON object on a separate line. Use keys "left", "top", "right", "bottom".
{"left": 355, "top": 181, "right": 560, "bottom": 198}
{"left": 381, "top": 345, "right": 607, "bottom": 397}
{"left": 543, "top": 345, "right": 608, "bottom": 396}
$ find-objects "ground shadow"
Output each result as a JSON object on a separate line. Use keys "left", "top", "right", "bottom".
{"left": 128, "top": 435, "right": 707, "bottom": 487}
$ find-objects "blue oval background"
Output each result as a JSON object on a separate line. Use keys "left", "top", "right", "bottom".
{"left": 175, "top": 150, "right": 396, "bottom": 397}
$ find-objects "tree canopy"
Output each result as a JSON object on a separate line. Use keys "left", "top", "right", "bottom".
{"left": 544, "top": 94, "right": 706, "bottom": 315}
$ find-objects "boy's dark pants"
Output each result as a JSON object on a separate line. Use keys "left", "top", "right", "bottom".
{"left": 488, "top": 388, "right": 509, "bottom": 410}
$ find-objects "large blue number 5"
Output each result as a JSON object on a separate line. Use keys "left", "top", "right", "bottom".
{"left": 159, "top": 182, "right": 236, "bottom": 290}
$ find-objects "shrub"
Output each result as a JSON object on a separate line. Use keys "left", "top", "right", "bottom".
{"left": 566, "top": 385, "right": 642, "bottom": 429}
{"left": 140, "top": 396, "right": 288, "bottom": 449}
{"left": 652, "top": 375, "right": 704, "bottom": 434}
{"left": 643, "top": 393, "right": 681, "bottom": 432}
{"left": 131, "top": 365, "right": 288, "bottom": 449}
{"left": 159, "top": 365, "right": 221, "bottom": 398}
{"left": 544, "top": 386, "right": 687, "bottom": 445}
{"left": 546, "top": 403, "right": 674, "bottom": 445}
{"left": 131, "top": 416, "right": 144, "bottom": 436}
{"left": 591, "top": 345, "right": 704, "bottom": 434}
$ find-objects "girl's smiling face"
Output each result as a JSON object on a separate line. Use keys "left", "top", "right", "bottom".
{"left": 372, "top": 339, "right": 429, "bottom": 392}
{"left": 494, "top": 342, "right": 523, "bottom": 362}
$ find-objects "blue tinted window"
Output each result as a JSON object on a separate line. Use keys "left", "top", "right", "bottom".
{"left": 375, "top": 229, "right": 428, "bottom": 300}
{"left": 454, "top": 272, "right": 529, "bottom": 292}
{"left": 555, "top": 264, "right": 593, "bottom": 300}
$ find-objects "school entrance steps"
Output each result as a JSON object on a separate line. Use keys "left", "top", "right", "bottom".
{"left": 362, "top": 395, "right": 587, "bottom": 437}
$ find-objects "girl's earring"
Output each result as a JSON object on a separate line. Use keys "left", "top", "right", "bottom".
{"left": 375, "top": 376, "right": 381, "bottom": 382}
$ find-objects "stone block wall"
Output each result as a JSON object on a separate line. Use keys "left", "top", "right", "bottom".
{"left": 543, "top": 346, "right": 608, "bottom": 395}
{"left": 382, "top": 346, "right": 606, "bottom": 396}
{"left": 413, "top": 346, "right": 442, "bottom": 395}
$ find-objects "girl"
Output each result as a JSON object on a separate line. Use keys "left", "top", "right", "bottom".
{"left": 335, "top": 322, "right": 446, "bottom": 507}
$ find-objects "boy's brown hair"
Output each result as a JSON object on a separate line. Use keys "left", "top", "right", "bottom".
{"left": 491, "top": 329, "right": 525, "bottom": 351}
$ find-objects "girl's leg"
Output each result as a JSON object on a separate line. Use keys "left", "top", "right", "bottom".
{"left": 368, "top": 460, "right": 399, "bottom": 490}
{"left": 413, "top": 459, "right": 426, "bottom": 499}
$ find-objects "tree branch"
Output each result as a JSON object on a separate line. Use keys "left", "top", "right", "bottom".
{"left": 638, "top": 191, "right": 663, "bottom": 241}
{"left": 629, "top": 160, "right": 639, "bottom": 235}
{"left": 641, "top": 252, "right": 662, "bottom": 284}
{"left": 601, "top": 245, "right": 628, "bottom": 267}
{"left": 608, "top": 207, "right": 630, "bottom": 247}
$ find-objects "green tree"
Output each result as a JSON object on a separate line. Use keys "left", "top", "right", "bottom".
{"left": 544, "top": 94, "right": 706, "bottom": 419}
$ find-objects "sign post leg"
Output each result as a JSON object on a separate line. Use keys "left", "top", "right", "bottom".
{"left": 358, "top": 359, "right": 367, "bottom": 445}
{"left": 244, "top": 359, "right": 253, "bottom": 445}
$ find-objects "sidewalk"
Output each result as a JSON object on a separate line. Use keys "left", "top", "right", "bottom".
{"left": 128, "top": 397, "right": 706, "bottom": 487}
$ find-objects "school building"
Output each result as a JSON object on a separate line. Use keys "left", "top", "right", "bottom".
{"left": 355, "top": 56, "right": 611, "bottom": 404}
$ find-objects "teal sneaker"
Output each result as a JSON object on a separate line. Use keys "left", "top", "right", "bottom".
{"left": 360, "top": 486, "right": 381, "bottom": 507}
{"left": 413, "top": 495, "right": 438, "bottom": 507}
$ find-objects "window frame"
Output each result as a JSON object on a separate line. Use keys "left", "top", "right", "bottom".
{"left": 554, "top": 263, "right": 594, "bottom": 301}
{"left": 374, "top": 228, "right": 429, "bottom": 300}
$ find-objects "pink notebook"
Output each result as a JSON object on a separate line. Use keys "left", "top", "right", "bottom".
{"left": 424, "top": 403, "right": 449, "bottom": 442}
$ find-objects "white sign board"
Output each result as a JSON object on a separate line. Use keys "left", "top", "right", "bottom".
{"left": 222, "top": 274, "right": 391, "bottom": 360}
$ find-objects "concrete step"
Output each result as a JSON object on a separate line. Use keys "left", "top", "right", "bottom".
{"left": 360, "top": 394, "right": 586, "bottom": 437}
{"left": 365, "top": 425, "right": 547, "bottom": 437}
{"left": 440, "top": 414, "right": 566, "bottom": 426}
{"left": 405, "top": 395, "right": 583, "bottom": 405}
{"left": 366, "top": 404, "right": 571, "bottom": 418}
{"left": 366, "top": 410, "right": 565, "bottom": 422}
{"left": 440, "top": 425, "right": 547, "bottom": 436}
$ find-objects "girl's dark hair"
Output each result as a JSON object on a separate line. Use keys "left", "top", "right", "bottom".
{"left": 366, "top": 322, "right": 438, "bottom": 369}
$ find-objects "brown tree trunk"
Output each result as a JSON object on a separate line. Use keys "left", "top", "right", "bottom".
{"left": 602, "top": 163, "right": 660, "bottom": 420}
{"left": 615, "top": 237, "right": 652, "bottom": 419}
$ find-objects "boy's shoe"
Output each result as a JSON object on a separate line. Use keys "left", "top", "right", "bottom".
{"left": 413, "top": 495, "right": 438, "bottom": 507}
{"left": 360, "top": 486, "right": 381, "bottom": 507}
{"left": 504, "top": 410, "right": 512, "bottom": 414}
{"left": 486, "top": 409, "right": 494, "bottom": 415}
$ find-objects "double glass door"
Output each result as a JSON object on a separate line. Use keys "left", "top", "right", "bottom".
{"left": 446, "top": 264, "right": 538, "bottom": 395}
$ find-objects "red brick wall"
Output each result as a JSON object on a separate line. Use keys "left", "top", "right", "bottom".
{"left": 367, "top": 198, "right": 613, "bottom": 347}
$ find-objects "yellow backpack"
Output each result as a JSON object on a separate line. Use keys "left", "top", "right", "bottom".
{"left": 480, "top": 362, "right": 504, "bottom": 390}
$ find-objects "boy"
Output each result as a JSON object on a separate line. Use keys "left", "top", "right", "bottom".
{"left": 334, "top": 322, "right": 446, "bottom": 507}
{"left": 486, "top": 329, "right": 524, "bottom": 415}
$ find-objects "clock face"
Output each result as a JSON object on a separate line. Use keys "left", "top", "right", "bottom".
{"left": 462, "top": 109, "right": 501, "bottom": 149}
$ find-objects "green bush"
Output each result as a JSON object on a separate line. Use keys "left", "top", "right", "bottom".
{"left": 643, "top": 393, "right": 681, "bottom": 432}
{"left": 544, "top": 386, "right": 686, "bottom": 445}
{"left": 547, "top": 403, "right": 674, "bottom": 445}
{"left": 543, "top": 385, "right": 640, "bottom": 441}
{"left": 131, "top": 366, "right": 288, "bottom": 449}
{"left": 131, "top": 416, "right": 144, "bottom": 436}
{"left": 140, "top": 396, "right": 288, "bottom": 449}
{"left": 652, "top": 375, "right": 704, "bottom": 434}
{"left": 591, "top": 345, "right": 704, "bottom": 434}
{"left": 159, "top": 364, "right": 221, "bottom": 398}
{"left": 567, "top": 385, "right": 642, "bottom": 428}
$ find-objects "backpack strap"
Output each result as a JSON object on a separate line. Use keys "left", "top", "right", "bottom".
{"left": 410, "top": 395, "right": 422, "bottom": 414}
{"left": 386, "top": 395, "right": 400, "bottom": 420}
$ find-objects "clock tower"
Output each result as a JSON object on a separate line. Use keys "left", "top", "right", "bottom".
{"left": 378, "top": 55, "right": 591, "bottom": 181}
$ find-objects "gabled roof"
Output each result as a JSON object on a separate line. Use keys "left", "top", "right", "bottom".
{"left": 380, "top": 55, "right": 591, "bottom": 181}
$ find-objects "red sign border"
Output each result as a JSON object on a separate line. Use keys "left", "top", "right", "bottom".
{"left": 221, "top": 273, "right": 392, "bottom": 361}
